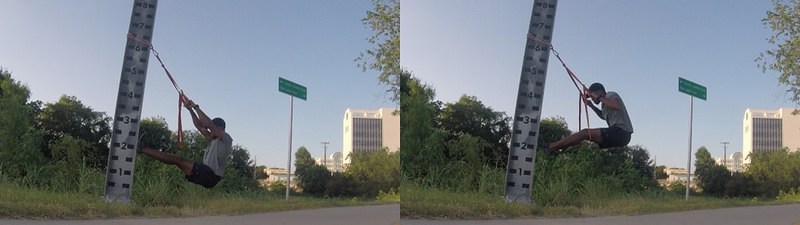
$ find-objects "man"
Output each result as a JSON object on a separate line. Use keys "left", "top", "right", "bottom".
{"left": 138, "top": 96, "right": 233, "bottom": 188}
{"left": 547, "top": 83, "right": 633, "bottom": 153}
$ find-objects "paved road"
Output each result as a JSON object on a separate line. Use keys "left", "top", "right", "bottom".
{"left": 404, "top": 204, "right": 800, "bottom": 225}
{"left": 0, "top": 204, "right": 399, "bottom": 225}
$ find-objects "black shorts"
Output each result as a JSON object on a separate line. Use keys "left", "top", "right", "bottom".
{"left": 185, "top": 162, "right": 221, "bottom": 189}
{"left": 599, "top": 127, "right": 632, "bottom": 149}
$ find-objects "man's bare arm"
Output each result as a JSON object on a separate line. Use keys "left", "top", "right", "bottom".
{"left": 193, "top": 106, "right": 224, "bottom": 139}
{"left": 589, "top": 103, "right": 604, "bottom": 119}
{"left": 187, "top": 107, "right": 212, "bottom": 140}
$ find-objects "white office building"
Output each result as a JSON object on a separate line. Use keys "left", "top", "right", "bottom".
{"left": 714, "top": 152, "right": 744, "bottom": 173}
{"left": 342, "top": 108, "right": 400, "bottom": 165}
{"left": 742, "top": 108, "right": 800, "bottom": 164}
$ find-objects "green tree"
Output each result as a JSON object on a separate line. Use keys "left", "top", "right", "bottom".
{"left": 294, "top": 146, "right": 314, "bottom": 176}
{"left": 228, "top": 145, "right": 255, "bottom": 180}
{"left": 747, "top": 148, "right": 800, "bottom": 197}
{"left": 758, "top": 0, "right": 800, "bottom": 108}
{"left": 695, "top": 146, "right": 730, "bottom": 196}
{"left": 537, "top": 116, "right": 572, "bottom": 148}
{"left": 627, "top": 145, "right": 655, "bottom": 184}
{"left": 700, "top": 164, "right": 731, "bottom": 196}
{"left": 325, "top": 172, "right": 356, "bottom": 197}
{"left": 216, "top": 145, "right": 259, "bottom": 191}
{"left": 399, "top": 74, "right": 446, "bottom": 179}
{"left": 358, "top": 0, "right": 400, "bottom": 101}
{"left": 254, "top": 165, "right": 268, "bottom": 180}
{"left": 138, "top": 117, "right": 173, "bottom": 152}
{"left": 297, "top": 164, "right": 330, "bottom": 196}
{"left": 294, "top": 146, "right": 327, "bottom": 194}
{"left": 655, "top": 165, "right": 668, "bottom": 179}
{"left": 694, "top": 146, "right": 715, "bottom": 175}
{"left": 724, "top": 172, "right": 758, "bottom": 197}
{"left": 179, "top": 130, "right": 210, "bottom": 161}
{"left": 0, "top": 69, "right": 45, "bottom": 178}
{"left": 36, "top": 95, "right": 111, "bottom": 168}
{"left": 438, "top": 95, "right": 511, "bottom": 168}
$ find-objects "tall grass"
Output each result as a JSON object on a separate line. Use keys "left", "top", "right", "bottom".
{"left": 401, "top": 181, "right": 781, "bottom": 219}
{"left": 0, "top": 181, "right": 377, "bottom": 219}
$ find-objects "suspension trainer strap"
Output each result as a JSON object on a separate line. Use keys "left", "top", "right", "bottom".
{"left": 528, "top": 33, "right": 592, "bottom": 141}
{"left": 127, "top": 33, "right": 186, "bottom": 147}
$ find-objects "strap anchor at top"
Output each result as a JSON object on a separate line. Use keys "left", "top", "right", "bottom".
{"left": 527, "top": 33, "right": 593, "bottom": 141}
{"left": 126, "top": 32, "right": 187, "bottom": 147}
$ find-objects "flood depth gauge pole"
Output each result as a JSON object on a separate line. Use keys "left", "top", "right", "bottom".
{"left": 503, "top": 0, "right": 559, "bottom": 204}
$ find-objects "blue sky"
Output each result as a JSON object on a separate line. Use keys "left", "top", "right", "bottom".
{"left": 0, "top": 1, "right": 394, "bottom": 169}
{"left": 401, "top": 0, "right": 790, "bottom": 168}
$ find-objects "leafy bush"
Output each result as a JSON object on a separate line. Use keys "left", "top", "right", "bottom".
{"left": 777, "top": 188, "right": 800, "bottom": 202}
{"left": 747, "top": 149, "right": 800, "bottom": 197}
{"left": 267, "top": 180, "right": 287, "bottom": 193}
{"left": 377, "top": 188, "right": 400, "bottom": 203}
{"left": 347, "top": 150, "right": 400, "bottom": 197}
{"left": 296, "top": 164, "right": 331, "bottom": 196}
{"left": 667, "top": 181, "right": 686, "bottom": 194}
{"left": 325, "top": 172, "right": 357, "bottom": 197}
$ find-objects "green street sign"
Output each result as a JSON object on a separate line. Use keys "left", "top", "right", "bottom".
{"left": 679, "top": 77, "right": 706, "bottom": 101}
{"left": 279, "top": 77, "right": 307, "bottom": 101}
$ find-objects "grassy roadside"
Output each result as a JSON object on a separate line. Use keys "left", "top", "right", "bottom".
{"left": 0, "top": 182, "right": 387, "bottom": 219}
{"left": 400, "top": 182, "right": 793, "bottom": 220}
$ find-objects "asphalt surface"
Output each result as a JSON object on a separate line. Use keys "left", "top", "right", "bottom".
{"left": 403, "top": 204, "right": 800, "bottom": 225}
{"left": 0, "top": 204, "right": 400, "bottom": 225}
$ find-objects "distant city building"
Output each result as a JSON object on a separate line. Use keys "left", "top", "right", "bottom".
{"left": 342, "top": 108, "right": 399, "bottom": 164}
{"left": 263, "top": 167, "right": 296, "bottom": 187}
{"left": 664, "top": 168, "right": 697, "bottom": 188}
{"left": 665, "top": 168, "right": 688, "bottom": 183}
{"left": 315, "top": 152, "right": 344, "bottom": 173}
{"left": 742, "top": 108, "right": 800, "bottom": 164}
{"left": 714, "top": 152, "right": 744, "bottom": 173}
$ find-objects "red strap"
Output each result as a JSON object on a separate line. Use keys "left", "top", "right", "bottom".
{"left": 578, "top": 94, "right": 582, "bottom": 130}
{"left": 152, "top": 48, "right": 182, "bottom": 93}
{"left": 528, "top": 33, "right": 592, "bottom": 141}
{"left": 128, "top": 33, "right": 186, "bottom": 148}
{"left": 177, "top": 92, "right": 184, "bottom": 148}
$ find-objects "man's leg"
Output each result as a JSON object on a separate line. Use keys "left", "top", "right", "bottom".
{"left": 140, "top": 147, "right": 194, "bottom": 176}
{"left": 549, "top": 128, "right": 604, "bottom": 150}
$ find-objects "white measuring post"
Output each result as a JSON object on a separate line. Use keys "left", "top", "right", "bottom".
{"left": 279, "top": 77, "right": 307, "bottom": 200}
{"left": 678, "top": 77, "right": 706, "bottom": 200}
{"left": 503, "top": 0, "right": 558, "bottom": 204}
{"left": 104, "top": 0, "right": 158, "bottom": 204}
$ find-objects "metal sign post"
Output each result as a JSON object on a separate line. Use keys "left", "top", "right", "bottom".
{"left": 503, "top": 0, "right": 558, "bottom": 204}
{"left": 678, "top": 77, "right": 707, "bottom": 200}
{"left": 686, "top": 96, "right": 693, "bottom": 200}
{"left": 104, "top": 0, "right": 159, "bottom": 204}
{"left": 279, "top": 77, "right": 307, "bottom": 200}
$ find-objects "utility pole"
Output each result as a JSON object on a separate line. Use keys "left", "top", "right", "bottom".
{"left": 653, "top": 155, "right": 657, "bottom": 178}
{"left": 321, "top": 141, "right": 330, "bottom": 169}
{"left": 721, "top": 141, "right": 729, "bottom": 169}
